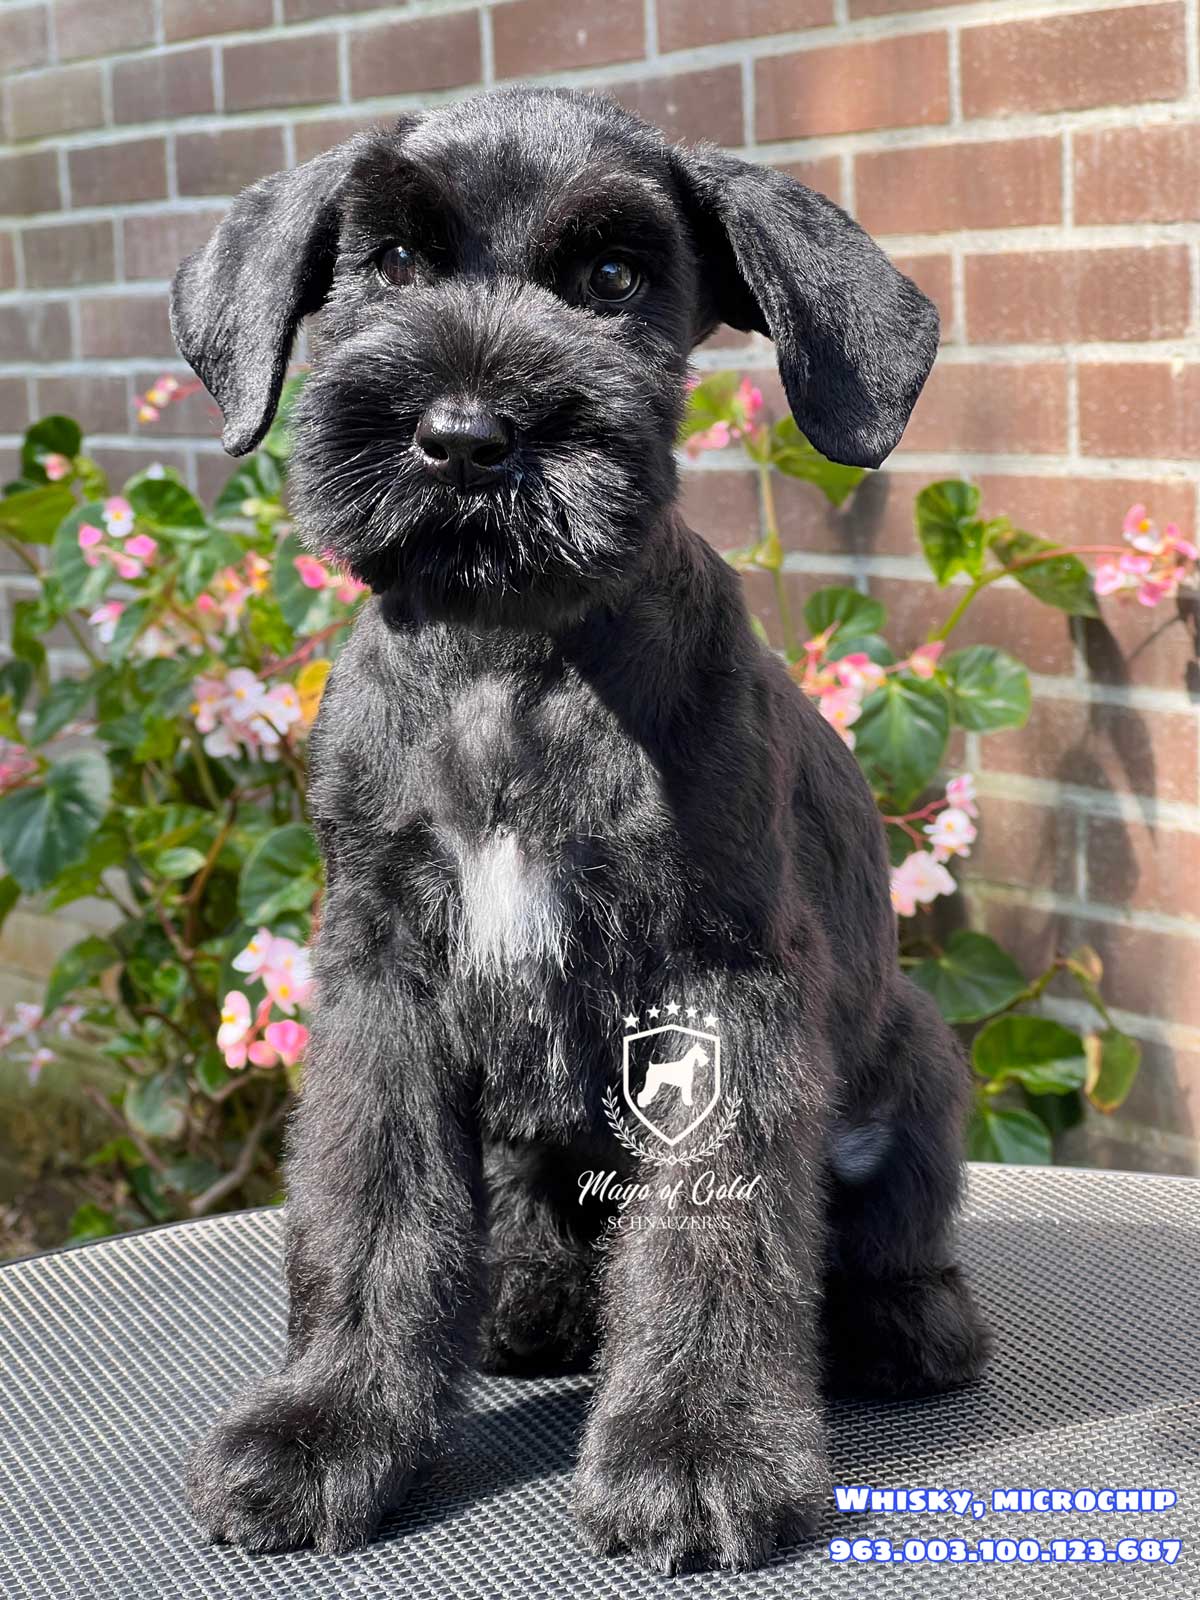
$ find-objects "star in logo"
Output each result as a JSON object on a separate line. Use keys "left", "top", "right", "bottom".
{"left": 685, "top": 1005, "right": 697, "bottom": 1018}
{"left": 623, "top": 1013, "right": 639, "bottom": 1030}
{"left": 648, "top": 1005, "right": 660, "bottom": 1019}
{"left": 703, "top": 1012, "right": 718, "bottom": 1028}
{"left": 665, "top": 1000, "right": 680, "bottom": 1015}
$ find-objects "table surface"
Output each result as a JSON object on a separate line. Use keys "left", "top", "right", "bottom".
{"left": 1, "top": 1164, "right": 1197, "bottom": 1599}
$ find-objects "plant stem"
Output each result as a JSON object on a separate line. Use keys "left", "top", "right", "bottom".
{"left": 926, "top": 543, "right": 1140, "bottom": 645}
{"left": 189, "top": 1090, "right": 286, "bottom": 1216}
{"left": 189, "top": 734, "right": 222, "bottom": 811}
{"left": 1, "top": 535, "right": 102, "bottom": 667}
{"left": 758, "top": 462, "right": 798, "bottom": 659}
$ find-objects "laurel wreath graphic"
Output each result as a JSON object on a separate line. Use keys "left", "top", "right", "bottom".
{"left": 602, "top": 1085, "right": 743, "bottom": 1168}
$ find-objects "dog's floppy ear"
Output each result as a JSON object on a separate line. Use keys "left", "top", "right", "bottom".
{"left": 170, "top": 138, "right": 364, "bottom": 456}
{"left": 670, "top": 147, "right": 939, "bottom": 469}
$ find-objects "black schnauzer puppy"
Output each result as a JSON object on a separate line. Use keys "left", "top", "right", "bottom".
{"left": 172, "top": 86, "right": 989, "bottom": 1574}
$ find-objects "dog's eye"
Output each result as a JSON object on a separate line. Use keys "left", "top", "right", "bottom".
{"left": 586, "top": 256, "right": 641, "bottom": 304}
{"left": 378, "top": 245, "right": 416, "bottom": 288}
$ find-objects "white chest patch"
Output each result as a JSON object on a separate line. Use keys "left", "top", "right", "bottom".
{"left": 450, "top": 829, "right": 565, "bottom": 976}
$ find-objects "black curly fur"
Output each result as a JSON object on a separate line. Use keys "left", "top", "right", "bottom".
{"left": 172, "top": 87, "right": 989, "bottom": 1575}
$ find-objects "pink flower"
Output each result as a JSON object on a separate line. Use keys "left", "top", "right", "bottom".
{"left": 736, "top": 377, "right": 764, "bottom": 426}
{"left": 264, "top": 1019, "right": 309, "bottom": 1067}
{"left": 89, "top": 601, "right": 125, "bottom": 645}
{"left": 1118, "top": 553, "right": 1152, "bottom": 576}
{"left": 27, "top": 1046, "right": 54, "bottom": 1085}
{"left": 137, "top": 404, "right": 160, "bottom": 423}
{"left": 1094, "top": 561, "right": 1124, "bottom": 597}
{"left": 78, "top": 523, "right": 103, "bottom": 550}
{"left": 295, "top": 555, "right": 329, "bottom": 590}
{"left": 944, "top": 774, "right": 979, "bottom": 818}
{"left": 0, "top": 739, "right": 38, "bottom": 793}
{"left": 247, "top": 1039, "right": 279, "bottom": 1068}
{"left": 834, "top": 652, "right": 886, "bottom": 694}
{"left": 124, "top": 533, "right": 157, "bottom": 563}
{"left": 102, "top": 497, "right": 134, "bottom": 538}
{"left": 217, "top": 991, "right": 252, "bottom": 1067}
{"left": 684, "top": 420, "right": 732, "bottom": 458}
{"left": 1136, "top": 578, "right": 1172, "bottom": 608}
{"left": 925, "top": 806, "right": 977, "bottom": 862}
{"left": 817, "top": 686, "right": 863, "bottom": 748}
{"left": 43, "top": 453, "right": 71, "bottom": 481}
{"left": 115, "top": 556, "right": 144, "bottom": 580}
{"left": 890, "top": 851, "right": 957, "bottom": 918}
{"left": 908, "top": 642, "right": 944, "bottom": 680}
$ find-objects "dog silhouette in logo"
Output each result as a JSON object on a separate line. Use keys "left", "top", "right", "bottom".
{"left": 636, "top": 1042, "right": 709, "bottom": 1110}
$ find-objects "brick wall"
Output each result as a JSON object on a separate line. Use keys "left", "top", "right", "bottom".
{"left": 1, "top": 0, "right": 1198, "bottom": 1172}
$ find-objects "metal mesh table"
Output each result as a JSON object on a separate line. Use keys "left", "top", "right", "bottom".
{"left": 1, "top": 1164, "right": 1197, "bottom": 1598}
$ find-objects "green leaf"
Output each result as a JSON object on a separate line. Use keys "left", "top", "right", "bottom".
{"left": 0, "top": 660, "right": 34, "bottom": 713}
{"left": 973, "top": 1015, "right": 1088, "bottom": 1096}
{"left": 915, "top": 480, "right": 991, "bottom": 585}
{"left": 45, "top": 933, "right": 119, "bottom": 1014}
{"left": 1086, "top": 1028, "right": 1141, "bottom": 1114}
{"left": 153, "top": 845, "right": 208, "bottom": 879}
{"left": 274, "top": 530, "right": 333, "bottom": 634}
{"left": 768, "top": 417, "right": 864, "bottom": 507}
{"left": 824, "top": 631, "right": 895, "bottom": 667}
{"left": 966, "top": 1103, "right": 1053, "bottom": 1165}
{"left": 911, "top": 930, "right": 1028, "bottom": 1024}
{"left": 127, "top": 475, "right": 207, "bottom": 535}
{"left": 1024, "top": 1087, "right": 1085, "bottom": 1138}
{"left": 11, "top": 599, "right": 47, "bottom": 675}
{"left": 214, "top": 451, "right": 283, "bottom": 521}
{"left": 853, "top": 672, "right": 951, "bottom": 808}
{"left": 679, "top": 372, "right": 741, "bottom": 441}
{"left": 30, "top": 676, "right": 92, "bottom": 745}
{"left": 51, "top": 500, "right": 114, "bottom": 608}
{"left": 238, "top": 822, "right": 321, "bottom": 925}
{"left": 124, "top": 1070, "right": 188, "bottom": 1142}
{"left": 66, "top": 1202, "right": 117, "bottom": 1243}
{"left": 942, "top": 645, "right": 1031, "bottom": 733}
{"left": 0, "top": 748, "right": 111, "bottom": 892}
{"left": 992, "top": 528, "right": 1099, "bottom": 618}
{"left": 803, "top": 585, "right": 886, "bottom": 641}
{"left": 21, "top": 416, "right": 82, "bottom": 484}
{"left": 263, "top": 370, "right": 308, "bottom": 460}
{"left": 0, "top": 874, "right": 19, "bottom": 935}
{"left": 194, "top": 1049, "right": 232, "bottom": 1098}
{"left": 162, "top": 1156, "right": 222, "bottom": 1196}
{"left": 0, "top": 484, "right": 77, "bottom": 544}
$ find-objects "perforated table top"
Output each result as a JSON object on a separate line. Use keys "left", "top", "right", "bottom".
{"left": 1, "top": 1164, "right": 1196, "bottom": 1598}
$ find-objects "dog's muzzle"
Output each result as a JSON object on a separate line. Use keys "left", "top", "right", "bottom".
{"left": 414, "top": 399, "right": 514, "bottom": 491}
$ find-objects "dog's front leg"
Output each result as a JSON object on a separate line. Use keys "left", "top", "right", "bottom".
{"left": 575, "top": 1005, "right": 830, "bottom": 1573}
{"left": 186, "top": 964, "right": 482, "bottom": 1555}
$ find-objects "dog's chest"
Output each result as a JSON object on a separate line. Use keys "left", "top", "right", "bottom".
{"left": 422, "top": 668, "right": 663, "bottom": 977}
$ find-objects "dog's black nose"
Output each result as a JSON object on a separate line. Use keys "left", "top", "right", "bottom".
{"left": 415, "top": 402, "right": 512, "bottom": 489}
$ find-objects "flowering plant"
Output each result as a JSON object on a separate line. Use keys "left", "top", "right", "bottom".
{"left": 682, "top": 372, "right": 1190, "bottom": 1165}
{"left": 0, "top": 372, "right": 1186, "bottom": 1245}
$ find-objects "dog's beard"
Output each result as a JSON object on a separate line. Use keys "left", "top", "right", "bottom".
{"left": 289, "top": 287, "right": 679, "bottom": 624}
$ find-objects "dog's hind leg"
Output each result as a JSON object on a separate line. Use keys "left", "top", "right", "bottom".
{"left": 477, "top": 1137, "right": 611, "bottom": 1376}
{"left": 823, "top": 982, "right": 991, "bottom": 1399}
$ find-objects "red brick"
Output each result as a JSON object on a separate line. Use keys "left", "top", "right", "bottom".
{"left": 164, "top": 0, "right": 272, "bottom": 40}
{"left": 0, "top": 300, "right": 71, "bottom": 363}
{"left": 223, "top": 32, "right": 339, "bottom": 112}
{"left": 966, "top": 247, "right": 1190, "bottom": 346}
{"left": 891, "top": 254, "right": 953, "bottom": 340}
{"left": 0, "top": 378, "right": 30, "bottom": 436}
{"left": 1104, "top": 1038, "right": 1200, "bottom": 1141}
{"left": 756, "top": 34, "right": 949, "bottom": 141}
{"left": 56, "top": 0, "right": 154, "bottom": 59}
{"left": 659, "top": 0, "right": 831, "bottom": 50}
{"left": 122, "top": 207, "right": 226, "bottom": 281}
{"left": 1078, "top": 364, "right": 1200, "bottom": 461}
{"left": 974, "top": 474, "right": 1196, "bottom": 553}
{"left": 0, "top": 235, "right": 16, "bottom": 294}
{"left": 1075, "top": 124, "right": 1200, "bottom": 226}
{"left": 284, "top": 0, "right": 392, "bottom": 16}
{"left": 1080, "top": 595, "right": 1199, "bottom": 696}
{"left": 982, "top": 695, "right": 1198, "bottom": 806}
{"left": 0, "top": 150, "right": 60, "bottom": 217}
{"left": 900, "top": 362, "right": 1068, "bottom": 456}
{"left": 79, "top": 295, "right": 175, "bottom": 359}
{"left": 193, "top": 448, "right": 239, "bottom": 505}
{"left": 869, "top": 574, "right": 1076, "bottom": 678}
{"left": 5, "top": 63, "right": 104, "bottom": 139}
{"left": 967, "top": 795, "right": 1076, "bottom": 897}
{"left": 92, "top": 442, "right": 191, "bottom": 487}
{"left": 776, "top": 155, "right": 843, "bottom": 205}
{"left": 681, "top": 467, "right": 761, "bottom": 553}
{"left": 113, "top": 48, "right": 215, "bottom": 123}
{"left": 133, "top": 370, "right": 221, "bottom": 438}
{"left": 292, "top": 114, "right": 385, "bottom": 164}
{"left": 613, "top": 66, "right": 743, "bottom": 148}
{"left": 855, "top": 138, "right": 1061, "bottom": 236}
{"left": 176, "top": 126, "right": 288, "bottom": 197}
{"left": 1087, "top": 816, "right": 1200, "bottom": 920}
{"left": 350, "top": 12, "right": 482, "bottom": 98}
{"left": 974, "top": 897, "right": 1065, "bottom": 982}
{"left": 768, "top": 466, "right": 926, "bottom": 562}
{"left": 962, "top": 4, "right": 1186, "bottom": 118}
{"left": 35, "top": 375, "right": 130, "bottom": 436}
{"left": 494, "top": 0, "right": 643, "bottom": 79}
{"left": 1078, "top": 920, "right": 1200, "bottom": 1032}
{"left": 68, "top": 138, "right": 168, "bottom": 208}
{"left": 22, "top": 219, "right": 114, "bottom": 289}
{"left": 0, "top": 5, "right": 49, "bottom": 72}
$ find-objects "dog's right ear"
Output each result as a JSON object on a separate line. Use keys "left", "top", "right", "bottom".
{"left": 170, "top": 137, "right": 365, "bottom": 457}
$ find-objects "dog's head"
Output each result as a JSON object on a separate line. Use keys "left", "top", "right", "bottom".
{"left": 171, "top": 87, "right": 937, "bottom": 624}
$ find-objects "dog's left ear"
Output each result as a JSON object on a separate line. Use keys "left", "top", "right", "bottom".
{"left": 170, "top": 135, "right": 370, "bottom": 456}
{"left": 670, "top": 147, "right": 939, "bottom": 469}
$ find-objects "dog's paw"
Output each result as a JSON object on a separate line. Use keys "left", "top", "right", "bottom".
{"left": 573, "top": 1414, "right": 827, "bottom": 1574}
{"left": 185, "top": 1380, "right": 414, "bottom": 1554}
{"left": 825, "top": 1264, "right": 992, "bottom": 1399}
{"left": 477, "top": 1251, "right": 598, "bottom": 1377}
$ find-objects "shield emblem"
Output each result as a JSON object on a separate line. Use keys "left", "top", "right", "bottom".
{"left": 622, "top": 1023, "right": 721, "bottom": 1147}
